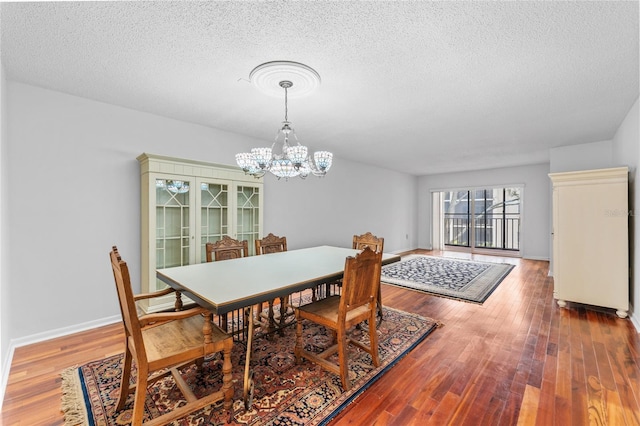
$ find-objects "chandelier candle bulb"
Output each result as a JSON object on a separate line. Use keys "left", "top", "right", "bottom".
{"left": 286, "top": 145, "right": 308, "bottom": 167}
{"left": 251, "top": 148, "right": 272, "bottom": 170}
{"left": 313, "top": 151, "right": 333, "bottom": 173}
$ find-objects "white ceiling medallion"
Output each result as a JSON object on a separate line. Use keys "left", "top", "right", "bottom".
{"left": 249, "top": 61, "right": 321, "bottom": 98}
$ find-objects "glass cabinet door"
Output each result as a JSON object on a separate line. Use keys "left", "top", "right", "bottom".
{"left": 155, "top": 178, "right": 194, "bottom": 275}
{"left": 236, "top": 184, "right": 261, "bottom": 256}
{"left": 198, "top": 180, "right": 231, "bottom": 263}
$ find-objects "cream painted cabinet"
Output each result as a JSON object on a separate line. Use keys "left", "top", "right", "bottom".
{"left": 549, "top": 167, "right": 628, "bottom": 318}
{"left": 138, "top": 153, "right": 263, "bottom": 312}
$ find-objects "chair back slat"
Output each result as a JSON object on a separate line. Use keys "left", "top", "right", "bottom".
{"left": 206, "top": 236, "right": 249, "bottom": 262}
{"left": 352, "top": 232, "right": 384, "bottom": 253}
{"left": 339, "top": 246, "right": 382, "bottom": 316}
{"left": 255, "top": 233, "right": 287, "bottom": 255}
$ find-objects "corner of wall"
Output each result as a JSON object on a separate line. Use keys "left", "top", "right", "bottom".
{"left": 629, "top": 303, "right": 640, "bottom": 334}
{"left": 0, "top": 57, "right": 7, "bottom": 411}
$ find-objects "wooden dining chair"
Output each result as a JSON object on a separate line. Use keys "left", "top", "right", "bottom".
{"left": 109, "top": 246, "right": 233, "bottom": 425}
{"left": 330, "top": 232, "right": 385, "bottom": 320}
{"left": 206, "top": 235, "right": 249, "bottom": 262}
{"left": 294, "top": 246, "right": 382, "bottom": 391}
{"left": 254, "top": 233, "right": 294, "bottom": 334}
{"left": 352, "top": 231, "right": 385, "bottom": 253}
{"left": 254, "top": 232, "right": 287, "bottom": 254}
{"left": 205, "top": 235, "right": 250, "bottom": 340}
{"left": 353, "top": 232, "right": 385, "bottom": 320}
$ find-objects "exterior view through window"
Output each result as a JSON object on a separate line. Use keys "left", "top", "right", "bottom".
{"left": 443, "top": 187, "right": 521, "bottom": 252}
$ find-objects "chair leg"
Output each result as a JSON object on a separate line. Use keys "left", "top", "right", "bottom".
{"left": 220, "top": 314, "right": 228, "bottom": 334}
{"left": 369, "top": 310, "right": 380, "bottom": 367}
{"left": 116, "top": 344, "right": 133, "bottom": 411}
{"left": 221, "top": 339, "right": 234, "bottom": 418}
{"left": 268, "top": 300, "right": 276, "bottom": 332}
{"left": 131, "top": 364, "right": 149, "bottom": 426}
{"left": 376, "top": 285, "right": 383, "bottom": 320}
{"left": 294, "top": 315, "right": 303, "bottom": 364}
{"left": 337, "top": 328, "right": 350, "bottom": 391}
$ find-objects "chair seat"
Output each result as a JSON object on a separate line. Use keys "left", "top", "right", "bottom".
{"left": 142, "top": 315, "right": 229, "bottom": 367}
{"left": 297, "top": 296, "right": 372, "bottom": 326}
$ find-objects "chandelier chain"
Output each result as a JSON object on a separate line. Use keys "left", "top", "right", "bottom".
{"left": 284, "top": 85, "right": 288, "bottom": 123}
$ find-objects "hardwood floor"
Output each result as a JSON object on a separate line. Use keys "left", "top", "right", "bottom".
{"left": 2, "top": 250, "right": 639, "bottom": 425}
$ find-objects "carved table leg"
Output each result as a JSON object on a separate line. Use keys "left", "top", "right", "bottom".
{"left": 174, "top": 291, "right": 183, "bottom": 311}
{"left": 243, "top": 305, "right": 255, "bottom": 410}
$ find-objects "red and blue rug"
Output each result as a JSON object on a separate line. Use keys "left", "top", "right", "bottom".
{"left": 61, "top": 306, "right": 439, "bottom": 425}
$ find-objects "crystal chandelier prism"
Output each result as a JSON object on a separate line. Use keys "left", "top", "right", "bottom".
{"left": 236, "top": 61, "right": 333, "bottom": 180}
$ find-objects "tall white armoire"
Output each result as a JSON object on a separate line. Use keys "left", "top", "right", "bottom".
{"left": 549, "top": 167, "right": 629, "bottom": 318}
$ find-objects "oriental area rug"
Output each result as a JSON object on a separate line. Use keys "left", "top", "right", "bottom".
{"left": 381, "top": 255, "right": 514, "bottom": 304}
{"left": 61, "top": 307, "right": 439, "bottom": 426}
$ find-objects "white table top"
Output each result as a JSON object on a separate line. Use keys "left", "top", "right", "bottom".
{"left": 157, "top": 245, "right": 400, "bottom": 314}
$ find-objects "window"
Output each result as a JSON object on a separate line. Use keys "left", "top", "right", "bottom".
{"left": 439, "top": 186, "right": 521, "bottom": 254}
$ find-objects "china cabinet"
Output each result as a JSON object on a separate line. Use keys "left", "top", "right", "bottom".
{"left": 138, "top": 153, "right": 263, "bottom": 312}
{"left": 549, "top": 167, "right": 628, "bottom": 318}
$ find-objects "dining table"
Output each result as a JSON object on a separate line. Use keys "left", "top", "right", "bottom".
{"left": 156, "top": 245, "right": 401, "bottom": 408}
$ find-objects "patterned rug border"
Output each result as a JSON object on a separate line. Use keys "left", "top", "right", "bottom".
{"left": 381, "top": 255, "right": 515, "bottom": 304}
{"left": 61, "top": 306, "right": 440, "bottom": 426}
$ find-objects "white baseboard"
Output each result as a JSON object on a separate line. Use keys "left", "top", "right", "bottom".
{"left": 392, "top": 247, "right": 415, "bottom": 255}
{"left": 522, "top": 255, "right": 550, "bottom": 261}
{"left": 630, "top": 314, "right": 640, "bottom": 333}
{"left": 0, "top": 344, "right": 15, "bottom": 412}
{"left": 9, "top": 315, "right": 121, "bottom": 349}
{"left": 0, "top": 314, "right": 121, "bottom": 411}
{"left": 629, "top": 303, "right": 640, "bottom": 333}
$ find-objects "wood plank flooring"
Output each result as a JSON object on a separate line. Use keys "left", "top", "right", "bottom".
{"left": 2, "top": 250, "right": 639, "bottom": 425}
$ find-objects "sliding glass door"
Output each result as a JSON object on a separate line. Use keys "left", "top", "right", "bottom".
{"left": 443, "top": 191, "right": 471, "bottom": 247}
{"left": 441, "top": 187, "right": 521, "bottom": 254}
{"left": 473, "top": 188, "right": 521, "bottom": 250}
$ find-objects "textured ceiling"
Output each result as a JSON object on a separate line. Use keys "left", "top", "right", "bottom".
{"left": 1, "top": 1, "right": 638, "bottom": 175}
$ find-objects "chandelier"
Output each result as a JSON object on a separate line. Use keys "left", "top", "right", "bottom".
{"left": 156, "top": 179, "right": 190, "bottom": 194}
{"left": 235, "top": 61, "right": 333, "bottom": 180}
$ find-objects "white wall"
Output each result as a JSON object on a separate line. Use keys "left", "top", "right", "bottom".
{"left": 263, "top": 161, "right": 417, "bottom": 253}
{"left": 0, "top": 60, "right": 9, "bottom": 407}
{"left": 3, "top": 81, "right": 418, "bottom": 345}
{"left": 612, "top": 97, "right": 639, "bottom": 331}
{"left": 550, "top": 139, "right": 615, "bottom": 173}
{"left": 417, "top": 163, "right": 551, "bottom": 260}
